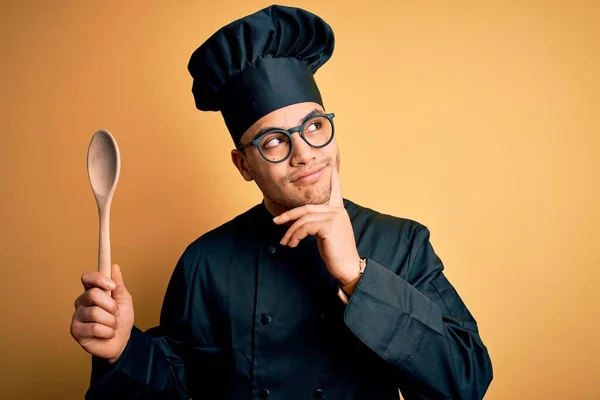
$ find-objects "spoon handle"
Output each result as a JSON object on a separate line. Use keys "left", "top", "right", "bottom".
{"left": 98, "top": 207, "right": 112, "bottom": 279}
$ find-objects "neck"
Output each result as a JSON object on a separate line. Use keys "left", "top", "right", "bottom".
{"left": 263, "top": 197, "right": 289, "bottom": 218}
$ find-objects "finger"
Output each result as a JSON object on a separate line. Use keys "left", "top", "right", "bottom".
{"left": 287, "top": 226, "right": 310, "bottom": 248}
{"left": 110, "top": 264, "right": 128, "bottom": 299}
{"left": 274, "top": 204, "right": 332, "bottom": 225}
{"left": 72, "top": 321, "right": 116, "bottom": 340}
{"left": 286, "top": 221, "right": 329, "bottom": 248}
{"left": 280, "top": 214, "right": 332, "bottom": 246}
{"left": 75, "top": 287, "right": 120, "bottom": 316}
{"left": 75, "top": 306, "right": 119, "bottom": 330}
{"left": 280, "top": 212, "right": 330, "bottom": 245}
{"left": 327, "top": 163, "right": 344, "bottom": 207}
{"left": 81, "top": 271, "right": 116, "bottom": 292}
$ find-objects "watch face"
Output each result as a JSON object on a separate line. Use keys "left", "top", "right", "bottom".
{"left": 359, "top": 258, "right": 367, "bottom": 273}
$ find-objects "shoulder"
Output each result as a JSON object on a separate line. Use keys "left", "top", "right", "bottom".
{"left": 344, "top": 198, "right": 440, "bottom": 280}
{"left": 344, "top": 198, "right": 429, "bottom": 245}
{"left": 178, "top": 203, "right": 263, "bottom": 265}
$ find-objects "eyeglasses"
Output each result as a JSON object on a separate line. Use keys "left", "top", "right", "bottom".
{"left": 237, "top": 113, "right": 335, "bottom": 163}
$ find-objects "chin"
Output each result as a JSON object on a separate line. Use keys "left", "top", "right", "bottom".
{"left": 260, "top": 179, "right": 331, "bottom": 210}
{"left": 288, "top": 188, "right": 330, "bottom": 207}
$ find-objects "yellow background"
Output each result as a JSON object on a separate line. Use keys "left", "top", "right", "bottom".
{"left": 1, "top": 1, "right": 598, "bottom": 399}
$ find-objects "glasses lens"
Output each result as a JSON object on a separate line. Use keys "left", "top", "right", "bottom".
{"left": 303, "top": 116, "right": 333, "bottom": 147}
{"left": 259, "top": 131, "right": 291, "bottom": 162}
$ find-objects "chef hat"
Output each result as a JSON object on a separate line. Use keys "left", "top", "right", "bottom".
{"left": 187, "top": 4, "right": 335, "bottom": 144}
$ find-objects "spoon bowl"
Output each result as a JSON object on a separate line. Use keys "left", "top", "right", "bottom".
{"left": 87, "top": 129, "right": 121, "bottom": 279}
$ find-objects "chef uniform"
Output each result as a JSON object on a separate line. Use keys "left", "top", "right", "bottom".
{"left": 86, "top": 5, "right": 493, "bottom": 400}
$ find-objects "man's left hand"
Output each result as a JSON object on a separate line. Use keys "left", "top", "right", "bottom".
{"left": 273, "top": 164, "right": 361, "bottom": 285}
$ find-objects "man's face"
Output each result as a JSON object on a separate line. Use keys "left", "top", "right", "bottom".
{"left": 232, "top": 102, "right": 340, "bottom": 211}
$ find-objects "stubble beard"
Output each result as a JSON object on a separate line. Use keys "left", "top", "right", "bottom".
{"left": 251, "top": 152, "right": 340, "bottom": 210}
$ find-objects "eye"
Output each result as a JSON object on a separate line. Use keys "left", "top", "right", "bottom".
{"left": 264, "top": 137, "right": 283, "bottom": 148}
{"left": 261, "top": 133, "right": 288, "bottom": 149}
{"left": 306, "top": 121, "right": 322, "bottom": 133}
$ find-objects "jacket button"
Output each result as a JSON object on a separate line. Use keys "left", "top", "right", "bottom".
{"left": 314, "top": 388, "right": 324, "bottom": 398}
{"left": 258, "top": 388, "right": 270, "bottom": 398}
{"left": 260, "top": 314, "right": 272, "bottom": 325}
{"left": 267, "top": 245, "right": 277, "bottom": 254}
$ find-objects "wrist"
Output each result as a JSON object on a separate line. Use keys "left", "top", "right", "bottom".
{"left": 337, "top": 257, "right": 366, "bottom": 286}
{"left": 107, "top": 336, "right": 130, "bottom": 364}
{"left": 108, "top": 348, "right": 126, "bottom": 364}
{"left": 337, "top": 257, "right": 367, "bottom": 305}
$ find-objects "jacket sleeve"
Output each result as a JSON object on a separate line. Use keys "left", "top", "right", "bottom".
{"left": 85, "top": 255, "right": 197, "bottom": 400}
{"left": 343, "top": 226, "right": 493, "bottom": 400}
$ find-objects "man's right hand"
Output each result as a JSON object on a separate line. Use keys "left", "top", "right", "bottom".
{"left": 70, "top": 263, "right": 134, "bottom": 363}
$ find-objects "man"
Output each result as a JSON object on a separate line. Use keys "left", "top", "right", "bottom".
{"left": 71, "top": 5, "right": 493, "bottom": 399}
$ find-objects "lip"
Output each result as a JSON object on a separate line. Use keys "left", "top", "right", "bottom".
{"left": 291, "top": 165, "right": 326, "bottom": 184}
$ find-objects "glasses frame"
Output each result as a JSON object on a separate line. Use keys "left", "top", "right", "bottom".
{"left": 237, "top": 112, "right": 336, "bottom": 164}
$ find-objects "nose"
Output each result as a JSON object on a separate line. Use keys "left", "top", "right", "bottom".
{"left": 289, "top": 132, "right": 316, "bottom": 166}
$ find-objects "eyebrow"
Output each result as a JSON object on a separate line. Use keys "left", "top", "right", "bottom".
{"left": 250, "top": 108, "right": 323, "bottom": 141}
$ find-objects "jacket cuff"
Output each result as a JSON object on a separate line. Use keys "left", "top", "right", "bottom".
{"left": 87, "top": 325, "right": 154, "bottom": 397}
{"left": 343, "top": 258, "right": 444, "bottom": 364}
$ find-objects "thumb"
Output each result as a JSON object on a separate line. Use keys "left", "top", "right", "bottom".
{"left": 110, "top": 264, "right": 129, "bottom": 300}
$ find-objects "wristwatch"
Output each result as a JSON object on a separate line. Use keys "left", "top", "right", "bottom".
{"left": 337, "top": 257, "right": 367, "bottom": 305}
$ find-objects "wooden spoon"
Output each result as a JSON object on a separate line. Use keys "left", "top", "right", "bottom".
{"left": 87, "top": 129, "right": 121, "bottom": 280}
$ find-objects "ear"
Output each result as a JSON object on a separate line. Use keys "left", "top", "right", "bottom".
{"left": 231, "top": 149, "right": 254, "bottom": 182}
